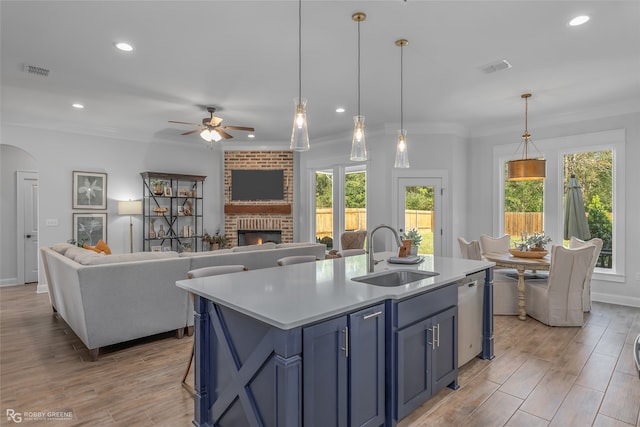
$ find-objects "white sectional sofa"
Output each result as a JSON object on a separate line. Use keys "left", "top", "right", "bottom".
{"left": 41, "top": 242, "right": 326, "bottom": 360}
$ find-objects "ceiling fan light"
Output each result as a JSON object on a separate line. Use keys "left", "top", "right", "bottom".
{"left": 350, "top": 115, "right": 367, "bottom": 161}
{"left": 211, "top": 130, "right": 222, "bottom": 142}
{"left": 200, "top": 129, "right": 213, "bottom": 142}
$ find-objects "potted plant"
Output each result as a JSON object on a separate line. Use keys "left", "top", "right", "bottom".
{"left": 150, "top": 179, "right": 165, "bottom": 195}
{"left": 402, "top": 228, "right": 423, "bottom": 256}
{"left": 524, "top": 232, "right": 551, "bottom": 251}
{"left": 202, "top": 230, "right": 228, "bottom": 250}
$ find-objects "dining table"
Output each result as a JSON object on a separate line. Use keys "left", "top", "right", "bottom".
{"left": 483, "top": 251, "right": 551, "bottom": 320}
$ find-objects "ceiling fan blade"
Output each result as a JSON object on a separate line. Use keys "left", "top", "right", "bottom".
{"left": 169, "top": 120, "right": 202, "bottom": 126}
{"left": 181, "top": 129, "right": 202, "bottom": 136}
{"left": 216, "top": 129, "right": 234, "bottom": 139}
{"left": 220, "top": 126, "right": 255, "bottom": 132}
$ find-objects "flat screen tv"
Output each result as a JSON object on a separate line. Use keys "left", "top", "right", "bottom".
{"left": 231, "top": 169, "right": 284, "bottom": 201}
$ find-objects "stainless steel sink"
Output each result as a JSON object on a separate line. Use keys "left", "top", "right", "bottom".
{"left": 351, "top": 269, "right": 439, "bottom": 287}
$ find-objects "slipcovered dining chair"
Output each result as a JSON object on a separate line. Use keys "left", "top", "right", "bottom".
{"left": 569, "top": 236, "right": 603, "bottom": 312}
{"left": 338, "top": 248, "right": 367, "bottom": 257}
{"left": 458, "top": 237, "right": 482, "bottom": 260}
{"left": 525, "top": 245, "right": 595, "bottom": 326}
{"left": 478, "top": 234, "right": 519, "bottom": 316}
{"left": 340, "top": 230, "right": 367, "bottom": 250}
{"left": 277, "top": 255, "right": 318, "bottom": 266}
{"left": 182, "top": 264, "right": 248, "bottom": 395}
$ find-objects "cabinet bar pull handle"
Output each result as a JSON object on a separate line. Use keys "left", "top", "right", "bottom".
{"left": 363, "top": 311, "right": 383, "bottom": 320}
{"left": 341, "top": 326, "right": 349, "bottom": 358}
{"left": 427, "top": 328, "right": 435, "bottom": 349}
{"left": 435, "top": 324, "right": 440, "bottom": 348}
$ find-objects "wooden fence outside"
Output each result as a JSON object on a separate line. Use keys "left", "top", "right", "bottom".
{"left": 316, "top": 209, "right": 543, "bottom": 239}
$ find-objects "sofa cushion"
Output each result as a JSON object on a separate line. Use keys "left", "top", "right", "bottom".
{"left": 77, "top": 251, "right": 179, "bottom": 265}
{"left": 231, "top": 242, "right": 277, "bottom": 253}
{"left": 65, "top": 246, "right": 95, "bottom": 261}
{"left": 52, "top": 242, "right": 76, "bottom": 255}
{"left": 180, "top": 249, "right": 233, "bottom": 257}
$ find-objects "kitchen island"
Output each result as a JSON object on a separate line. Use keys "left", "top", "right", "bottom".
{"left": 177, "top": 252, "right": 494, "bottom": 427}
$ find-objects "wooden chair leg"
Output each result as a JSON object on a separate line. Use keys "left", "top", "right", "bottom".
{"left": 181, "top": 341, "right": 195, "bottom": 396}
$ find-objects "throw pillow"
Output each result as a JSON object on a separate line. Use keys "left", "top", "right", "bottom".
{"left": 96, "top": 240, "right": 112, "bottom": 255}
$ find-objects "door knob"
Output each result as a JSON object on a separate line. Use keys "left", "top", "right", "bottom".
{"left": 26, "top": 234, "right": 32, "bottom": 238}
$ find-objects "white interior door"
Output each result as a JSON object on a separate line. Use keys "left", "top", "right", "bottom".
{"left": 397, "top": 177, "right": 442, "bottom": 256}
{"left": 17, "top": 171, "right": 39, "bottom": 284}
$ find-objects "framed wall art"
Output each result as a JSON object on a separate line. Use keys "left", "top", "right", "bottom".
{"left": 73, "top": 213, "right": 107, "bottom": 246}
{"left": 73, "top": 171, "right": 107, "bottom": 209}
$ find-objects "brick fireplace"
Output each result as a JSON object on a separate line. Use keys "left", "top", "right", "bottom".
{"left": 223, "top": 151, "right": 293, "bottom": 247}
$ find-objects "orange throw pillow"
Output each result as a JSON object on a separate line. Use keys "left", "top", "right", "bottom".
{"left": 95, "top": 240, "right": 112, "bottom": 255}
{"left": 83, "top": 240, "right": 111, "bottom": 255}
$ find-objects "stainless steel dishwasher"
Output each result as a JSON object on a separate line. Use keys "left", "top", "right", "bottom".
{"left": 457, "top": 271, "right": 484, "bottom": 367}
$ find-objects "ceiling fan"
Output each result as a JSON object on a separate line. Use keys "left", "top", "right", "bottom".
{"left": 169, "top": 107, "right": 255, "bottom": 141}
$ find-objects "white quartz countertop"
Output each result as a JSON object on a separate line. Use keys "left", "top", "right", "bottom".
{"left": 176, "top": 252, "right": 494, "bottom": 330}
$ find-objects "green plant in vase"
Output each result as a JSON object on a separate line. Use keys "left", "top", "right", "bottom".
{"left": 402, "top": 228, "right": 423, "bottom": 255}
{"left": 524, "top": 232, "right": 551, "bottom": 251}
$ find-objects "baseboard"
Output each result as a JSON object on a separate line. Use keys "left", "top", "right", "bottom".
{"left": 36, "top": 283, "right": 48, "bottom": 294}
{"left": 592, "top": 292, "right": 640, "bottom": 308}
{"left": 0, "top": 278, "right": 18, "bottom": 287}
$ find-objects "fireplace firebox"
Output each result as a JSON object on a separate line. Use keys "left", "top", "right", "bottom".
{"left": 237, "top": 230, "right": 282, "bottom": 246}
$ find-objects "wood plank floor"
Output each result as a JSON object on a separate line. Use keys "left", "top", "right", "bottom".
{"left": 1, "top": 284, "right": 639, "bottom": 426}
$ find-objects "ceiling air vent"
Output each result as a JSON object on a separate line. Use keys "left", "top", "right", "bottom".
{"left": 23, "top": 64, "right": 50, "bottom": 77}
{"left": 481, "top": 59, "right": 512, "bottom": 74}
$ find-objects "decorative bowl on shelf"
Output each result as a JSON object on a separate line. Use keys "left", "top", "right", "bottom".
{"left": 508, "top": 248, "right": 548, "bottom": 259}
{"left": 152, "top": 207, "right": 168, "bottom": 216}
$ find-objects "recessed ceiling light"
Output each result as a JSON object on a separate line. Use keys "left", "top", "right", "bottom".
{"left": 114, "top": 41, "right": 134, "bottom": 52}
{"left": 248, "top": 134, "right": 255, "bottom": 138}
{"left": 72, "top": 103, "right": 84, "bottom": 109}
{"left": 336, "top": 107, "right": 345, "bottom": 113}
{"left": 569, "top": 15, "right": 590, "bottom": 26}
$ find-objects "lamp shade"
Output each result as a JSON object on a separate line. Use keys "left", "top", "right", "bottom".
{"left": 507, "top": 158, "right": 546, "bottom": 180}
{"left": 118, "top": 200, "right": 142, "bottom": 215}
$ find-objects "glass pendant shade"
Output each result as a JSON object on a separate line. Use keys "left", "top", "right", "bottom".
{"left": 350, "top": 115, "right": 367, "bottom": 161}
{"left": 394, "top": 129, "right": 410, "bottom": 168}
{"left": 290, "top": 98, "right": 310, "bottom": 151}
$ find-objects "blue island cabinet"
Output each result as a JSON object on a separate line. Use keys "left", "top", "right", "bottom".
{"left": 392, "top": 283, "right": 459, "bottom": 421}
{"left": 192, "top": 296, "right": 385, "bottom": 427}
{"left": 303, "top": 303, "right": 386, "bottom": 427}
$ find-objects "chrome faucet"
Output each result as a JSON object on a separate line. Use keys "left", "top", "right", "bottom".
{"left": 367, "top": 225, "right": 403, "bottom": 272}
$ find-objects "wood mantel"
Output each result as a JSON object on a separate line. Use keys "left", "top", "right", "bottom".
{"left": 224, "top": 204, "right": 292, "bottom": 214}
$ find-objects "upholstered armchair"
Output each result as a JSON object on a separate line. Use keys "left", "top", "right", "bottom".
{"left": 569, "top": 237, "right": 603, "bottom": 312}
{"left": 524, "top": 245, "right": 595, "bottom": 326}
{"left": 478, "top": 234, "right": 519, "bottom": 315}
{"left": 340, "top": 230, "right": 367, "bottom": 250}
{"left": 457, "top": 237, "right": 482, "bottom": 260}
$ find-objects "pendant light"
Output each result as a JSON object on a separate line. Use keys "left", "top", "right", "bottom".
{"left": 394, "top": 39, "right": 410, "bottom": 168}
{"left": 350, "top": 12, "right": 367, "bottom": 161}
{"left": 507, "top": 93, "right": 546, "bottom": 180}
{"left": 290, "top": 0, "right": 310, "bottom": 151}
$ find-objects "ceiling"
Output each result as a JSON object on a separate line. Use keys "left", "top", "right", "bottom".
{"left": 2, "top": 1, "right": 639, "bottom": 149}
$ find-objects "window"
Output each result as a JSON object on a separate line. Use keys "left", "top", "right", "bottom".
{"left": 313, "top": 165, "right": 367, "bottom": 251}
{"left": 563, "top": 150, "right": 613, "bottom": 269}
{"left": 496, "top": 129, "right": 625, "bottom": 280}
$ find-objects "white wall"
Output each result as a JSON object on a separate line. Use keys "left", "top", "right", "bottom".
{"left": 1, "top": 125, "right": 225, "bottom": 285}
{"left": 468, "top": 112, "right": 640, "bottom": 307}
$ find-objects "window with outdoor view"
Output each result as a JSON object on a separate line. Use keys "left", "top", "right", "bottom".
{"left": 315, "top": 170, "right": 333, "bottom": 249}
{"left": 563, "top": 150, "right": 613, "bottom": 269}
{"left": 345, "top": 170, "right": 366, "bottom": 233}
{"left": 503, "top": 163, "right": 544, "bottom": 247}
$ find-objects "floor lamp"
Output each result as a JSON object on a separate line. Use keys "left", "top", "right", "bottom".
{"left": 118, "top": 200, "right": 142, "bottom": 253}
